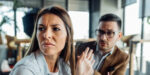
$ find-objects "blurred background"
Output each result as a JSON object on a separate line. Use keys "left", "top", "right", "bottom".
{"left": 0, "top": 0, "right": 150, "bottom": 75}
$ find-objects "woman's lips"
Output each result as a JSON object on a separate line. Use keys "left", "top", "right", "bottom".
{"left": 43, "top": 42, "right": 55, "bottom": 47}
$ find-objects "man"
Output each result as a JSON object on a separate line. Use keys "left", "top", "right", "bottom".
{"left": 76, "top": 13, "right": 129, "bottom": 75}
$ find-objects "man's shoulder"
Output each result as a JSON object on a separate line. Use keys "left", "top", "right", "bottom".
{"left": 76, "top": 41, "right": 97, "bottom": 49}
{"left": 116, "top": 46, "right": 129, "bottom": 57}
{"left": 75, "top": 41, "right": 97, "bottom": 55}
{"left": 114, "top": 46, "right": 129, "bottom": 62}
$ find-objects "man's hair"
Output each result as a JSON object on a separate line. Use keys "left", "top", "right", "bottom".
{"left": 99, "top": 13, "right": 122, "bottom": 30}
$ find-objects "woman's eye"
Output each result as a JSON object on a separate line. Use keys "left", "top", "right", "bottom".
{"left": 38, "top": 27, "right": 45, "bottom": 31}
{"left": 53, "top": 27, "right": 60, "bottom": 31}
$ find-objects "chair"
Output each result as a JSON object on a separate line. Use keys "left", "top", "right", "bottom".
{"left": 121, "top": 34, "right": 137, "bottom": 47}
{"left": 5, "top": 35, "right": 17, "bottom": 50}
{"left": 5, "top": 35, "right": 31, "bottom": 61}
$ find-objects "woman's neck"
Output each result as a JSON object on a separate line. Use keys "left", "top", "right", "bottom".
{"left": 44, "top": 55, "right": 59, "bottom": 72}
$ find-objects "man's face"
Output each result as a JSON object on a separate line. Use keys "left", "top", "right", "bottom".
{"left": 97, "top": 21, "right": 122, "bottom": 52}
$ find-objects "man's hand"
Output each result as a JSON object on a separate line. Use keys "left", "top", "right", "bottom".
{"left": 76, "top": 47, "right": 95, "bottom": 75}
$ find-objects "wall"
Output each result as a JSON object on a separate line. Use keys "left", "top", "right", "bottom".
{"left": 100, "top": 0, "right": 123, "bottom": 19}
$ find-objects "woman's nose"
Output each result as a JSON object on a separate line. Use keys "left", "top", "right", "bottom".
{"left": 43, "top": 29, "right": 53, "bottom": 39}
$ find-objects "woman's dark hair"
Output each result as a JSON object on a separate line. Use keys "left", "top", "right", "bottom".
{"left": 25, "top": 6, "right": 75, "bottom": 75}
{"left": 99, "top": 13, "right": 122, "bottom": 30}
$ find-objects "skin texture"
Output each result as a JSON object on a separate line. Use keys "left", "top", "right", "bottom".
{"left": 97, "top": 21, "right": 122, "bottom": 54}
{"left": 36, "top": 13, "right": 67, "bottom": 72}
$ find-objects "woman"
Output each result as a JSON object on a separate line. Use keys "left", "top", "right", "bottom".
{"left": 10, "top": 6, "right": 94, "bottom": 75}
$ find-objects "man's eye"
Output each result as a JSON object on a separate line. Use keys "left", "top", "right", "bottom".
{"left": 38, "top": 27, "right": 45, "bottom": 31}
{"left": 107, "top": 32, "right": 113, "bottom": 35}
{"left": 53, "top": 27, "right": 60, "bottom": 31}
{"left": 99, "top": 30, "right": 105, "bottom": 34}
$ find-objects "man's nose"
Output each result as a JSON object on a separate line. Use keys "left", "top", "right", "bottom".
{"left": 100, "top": 34, "right": 107, "bottom": 40}
{"left": 43, "top": 29, "right": 53, "bottom": 39}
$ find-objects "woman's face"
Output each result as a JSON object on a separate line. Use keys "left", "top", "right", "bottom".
{"left": 36, "top": 13, "right": 67, "bottom": 56}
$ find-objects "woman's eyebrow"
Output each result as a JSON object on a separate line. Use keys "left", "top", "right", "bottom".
{"left": 51, "top": 24, "right": 60, "bottom": 26}
{"left": 51, "top": 24, "right": 63, "bottom": 28}
{"left": 38, "top": 24, "right": 63, "bottom": 28}
{"left": 38, "top": 24, "right": 45, "bottom": 26}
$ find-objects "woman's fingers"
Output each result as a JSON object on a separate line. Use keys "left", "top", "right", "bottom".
{"left": 84, "top": 47, "right": 90, "bottom": 58}
{"left": 87, "top": 53, "right": 95, "bottom": 66}
{"left": 80, "top": 52, "right": 85, "bottom": 61}
{"left": 87, "top": 49, "right": 93, "bottom": 60}
{"left": 79, "top": 47, "right": 95, "bottom": 65}
{"left": 77, "top": 51, "right": 84, "bottom": 63}
{"left": 91, "top": 58, "right": 95, "bottom": 66}
{"left": 84, "top": 47, "right": 95, "bottom": 63}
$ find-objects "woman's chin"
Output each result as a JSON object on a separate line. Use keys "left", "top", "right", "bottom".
{"left": 43, "top": 51, "right": 56, "bottom": 56}
{"left": 40, "top": 49, "right": 56, "bottom": 56}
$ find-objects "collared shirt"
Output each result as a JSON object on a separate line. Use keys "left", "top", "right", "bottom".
{"left": 9, "top": 50, "right": 71, "bottom": 75}
{"left": 93, "top": 44, "right": 114, "bottom": 70}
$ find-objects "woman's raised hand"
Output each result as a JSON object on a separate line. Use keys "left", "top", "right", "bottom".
{"left": 76, "top": 47, "right": 95, "bottom": 75}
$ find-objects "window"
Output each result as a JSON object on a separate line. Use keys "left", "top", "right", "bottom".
{"left": 69, "top": 11, "right": 89, "bottom": 40}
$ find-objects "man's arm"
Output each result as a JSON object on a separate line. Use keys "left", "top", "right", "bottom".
{"left": 94, "top": 55, "right": 129, "bottom": 75}
{"left": 94, "top": 70, "right": 101, "bottom": 75}
{"left": 113, "top": 55, "right": 129, "bottom": 75}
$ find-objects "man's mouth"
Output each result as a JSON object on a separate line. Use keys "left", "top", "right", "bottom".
{"left": 100, "top": 42, "right": 105, "bottom": 45}
{"left": 99, "top": 41, "right": 107, "bottom": 46}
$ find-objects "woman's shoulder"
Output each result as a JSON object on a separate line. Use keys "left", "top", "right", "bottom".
{"left": 10, "top": 52, "right": 39, "bottom": 75}
{"left": 14, "top": 53, "right": 36, "bottom": 67}
{"left": 9, "top": 65, "right": 35, "bottom": 75}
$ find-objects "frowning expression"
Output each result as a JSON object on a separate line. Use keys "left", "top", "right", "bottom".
{"left": 36, "top": 13, "right": 67, "bottom": 56}
{"left": 97, "top": 21, "right": 121, "bottom": 52}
